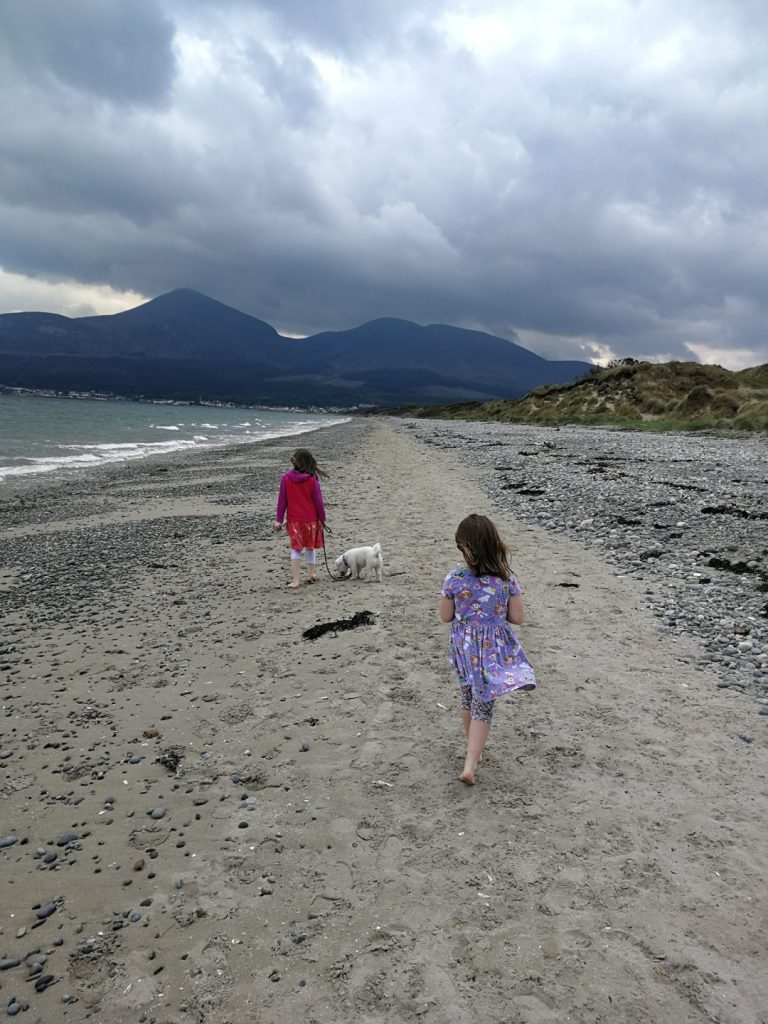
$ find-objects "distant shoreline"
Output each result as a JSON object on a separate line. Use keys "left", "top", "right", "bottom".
{"left": 0, "top": 383, "right": 362, "bottom": 416}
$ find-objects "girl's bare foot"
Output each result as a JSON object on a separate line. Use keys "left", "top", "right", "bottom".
{"left": 287, "top": 581, "right": 301, "bottom": 589}
{"left": 458, "top": 768, "right": 475, "bottom": 785}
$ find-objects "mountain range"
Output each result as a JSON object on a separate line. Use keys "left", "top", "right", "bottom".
{"left": 0, "top": 288, "right": 591, "bottom": 407}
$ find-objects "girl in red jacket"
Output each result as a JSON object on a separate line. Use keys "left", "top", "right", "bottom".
{"left": 274, "top": 448, "right": 328, "bottom": 588}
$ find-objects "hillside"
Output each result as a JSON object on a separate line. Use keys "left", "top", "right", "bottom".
{"left": 400, "top": 360, "right": 768, "bottom": 432}
{"left": 286, "top": 318, "right": 589, "bottom": 398}
{"left": 0, "top": 289, "right": 590, "bottom": 407}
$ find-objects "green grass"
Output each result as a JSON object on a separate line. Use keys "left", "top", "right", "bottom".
{"left": 370, "top": 359, "right": 768, "bottom": 434}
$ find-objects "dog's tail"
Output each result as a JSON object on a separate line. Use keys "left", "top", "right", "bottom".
{"left": 372, "top": 542, "right": 382, "bottom": 556}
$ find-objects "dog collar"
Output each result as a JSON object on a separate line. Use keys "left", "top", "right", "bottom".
{"left": 342, "top": 554, "right": 350, "bottom": 568}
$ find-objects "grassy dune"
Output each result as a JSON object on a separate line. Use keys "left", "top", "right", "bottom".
{"left": 396, "top": 361, "right": 768, "bottom": 433}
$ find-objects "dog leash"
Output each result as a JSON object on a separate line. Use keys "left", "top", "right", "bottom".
{"left": 320, "top": 522, "right": 346, "bottom": 582}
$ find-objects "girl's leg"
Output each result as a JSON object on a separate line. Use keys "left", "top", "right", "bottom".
{"left": 459, "top": 684, "right": 471, "bottom": 738}
{"left": 459, "top": 698, "right": 494, "bottom": 785}
{"left": 289, "top": 549, "right": 302, "bottom": 588}
{"left": 306, "top": 548, "right": 317, "bottom": 582}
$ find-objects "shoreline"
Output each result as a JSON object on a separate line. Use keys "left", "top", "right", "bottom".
{"left": 1, "top": 417, "right": 766, "bottom": 1023}
{"left": 0, "top": 407, "right": 351, "bottom": 495}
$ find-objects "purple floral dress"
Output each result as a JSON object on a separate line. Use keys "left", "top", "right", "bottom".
{"left": 442, "top": 567, "right": 536, "bottom": 702}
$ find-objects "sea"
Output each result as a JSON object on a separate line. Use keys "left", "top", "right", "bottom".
{"left": 0, "top": 392, "right": 349, "bottom": 484}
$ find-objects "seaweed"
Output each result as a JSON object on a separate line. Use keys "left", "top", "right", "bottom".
{"left": 303, "top": 610, "right": 376, "bottom": 641}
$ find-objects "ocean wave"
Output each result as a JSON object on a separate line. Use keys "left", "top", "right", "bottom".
{"left": 0, "top": 416, "right": 350, "bottom": 483}
{"left": 0, "top": 438, "right": 200, "bottom": 480}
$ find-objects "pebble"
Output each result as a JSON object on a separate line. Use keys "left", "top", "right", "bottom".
{"left": 0, "top": 836, "right": 18, "bottom": 849}
{"left": 149, "top": 808, "right": 166, "bottom": 820}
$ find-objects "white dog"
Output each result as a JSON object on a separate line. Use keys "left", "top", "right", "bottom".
{"left": 334, "top": 543, "right": 383, "bottom": 582}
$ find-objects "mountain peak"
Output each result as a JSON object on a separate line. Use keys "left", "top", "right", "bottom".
{"left": 104, "top": 289, "right": 278, "bottom": 336}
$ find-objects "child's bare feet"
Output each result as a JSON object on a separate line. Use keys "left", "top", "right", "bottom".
{"left": 458, "top": 768, "right": 475, "bottom": 786}
{"left": 287, "top": 581, "right": 301, "bottom": 589}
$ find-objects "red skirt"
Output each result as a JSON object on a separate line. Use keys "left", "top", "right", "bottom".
{"left": 286, "top": 519, "right": 324, "bottom": 551}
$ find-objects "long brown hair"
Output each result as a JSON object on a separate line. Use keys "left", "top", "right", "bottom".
{"left": 291, "top": 448, "right": 328, "bottom": 479}
{"left": 455, "top": 514, "right": 511, "bottom": 579}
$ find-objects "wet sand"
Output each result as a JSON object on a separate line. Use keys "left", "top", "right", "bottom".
{"left": 1, "top": 418, "right": 766, "bottom": 1024}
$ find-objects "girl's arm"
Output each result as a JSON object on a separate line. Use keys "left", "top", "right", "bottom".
{"left": 506, "top": 595, "right": 524, "bottom": 625}
{"left": 275, "top": 476, "right": 287, "bottom": 527}
{"left": 439, "top": 596, "right": 455, "bottom": 623}
{"left": 311, "top": 478, "right": 326, "bottom": 523}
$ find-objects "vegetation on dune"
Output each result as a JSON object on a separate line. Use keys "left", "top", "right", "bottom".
{"left": 383, "top": 360, "right": 768, "bottom": 433}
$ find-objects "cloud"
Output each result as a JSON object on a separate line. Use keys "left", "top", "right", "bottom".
{"left": 195, "top": 0, "right": 448, "bottom": 55}
{"left": 0, "top": 267, "right": 146, "bottom": 318}
{"left": 0, "top": 0, "right": 766, "bottom": 370}
{"left": 1, "top": 0, "right": 176, "bottom": 105}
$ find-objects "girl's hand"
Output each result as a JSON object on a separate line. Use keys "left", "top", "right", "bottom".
{"left": 273, "top": 521, "right": 282, "bottom": 532}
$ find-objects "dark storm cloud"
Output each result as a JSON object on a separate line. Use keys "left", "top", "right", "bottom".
{"left": 1, "top": 0, "right": 176, "bottom": 105}
{"left": 0, "top": 0, "right": 766, "bottom": 368}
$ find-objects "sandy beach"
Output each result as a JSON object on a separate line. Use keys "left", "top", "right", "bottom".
{"left": 1, "top": 417, "right": 766, "bottom": 1024}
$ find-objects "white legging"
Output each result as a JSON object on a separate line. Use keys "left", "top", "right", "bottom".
{"left": 290, "top": 548, "right": 317, "bottom": 563}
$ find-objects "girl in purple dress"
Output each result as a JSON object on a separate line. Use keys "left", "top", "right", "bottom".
{"left": 440, "top": 514, "right": 536, "bottom": 785}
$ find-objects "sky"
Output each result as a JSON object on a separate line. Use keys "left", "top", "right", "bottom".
{"left": 1, "top": 0, "right": 766, "bottom": 369}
